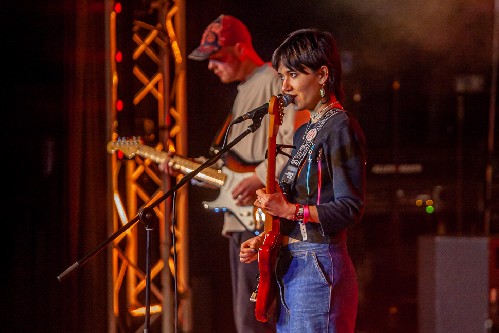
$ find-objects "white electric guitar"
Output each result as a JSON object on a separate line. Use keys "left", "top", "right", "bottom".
{"left": 107, "top": 138, "right": 260, "bottom": 231}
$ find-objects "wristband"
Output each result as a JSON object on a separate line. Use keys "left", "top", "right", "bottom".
{"left": 303, "top": 205, "right": 310, "bottom": 224}
{"left": 293, "top": 204, "right": 304, "bottom": 221}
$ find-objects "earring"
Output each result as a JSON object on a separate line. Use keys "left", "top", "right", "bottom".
{"left": 320, "top": 84, "right": 326, "bottom": 98}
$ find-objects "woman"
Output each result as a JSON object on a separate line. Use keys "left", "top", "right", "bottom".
{"left": 239, "top": 28, "right": 366, "bottom": 332}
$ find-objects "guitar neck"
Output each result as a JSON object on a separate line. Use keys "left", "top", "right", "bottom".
{"left": 135, "top": 145, "right": 226, "bottom": 188}
{"left": 264, "top": 96, "right": 283, "bottom": 234}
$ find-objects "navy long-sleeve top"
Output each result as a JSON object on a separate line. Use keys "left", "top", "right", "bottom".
{"left": 279, "top": 110, "right": 367, "bottom": 244}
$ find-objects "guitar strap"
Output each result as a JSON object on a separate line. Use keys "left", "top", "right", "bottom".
{"left": 209, "top": 109, "right": 233, "bottom": 156}
{"left": 280, "top": 109, "right": 341, "bottom": 195}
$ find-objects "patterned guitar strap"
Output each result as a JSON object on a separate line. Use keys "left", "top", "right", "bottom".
{"left": 280, "top": 108, "right": 341, "bottom": 196}
{"left": 279, "top": 109, "right": 341, "bottom": 240}
{"left": 209, "top": 109, "right": 233, "bottom": 156}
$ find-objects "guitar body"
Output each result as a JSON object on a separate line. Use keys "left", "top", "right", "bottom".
{"left": 202, "top": 166, "right": 259, "bottom": 231}
{"left": 255, "top": 222, "right": 281, "bottom": 322}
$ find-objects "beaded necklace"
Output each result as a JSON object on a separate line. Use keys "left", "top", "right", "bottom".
{"left": 310, "top": 101, "right": 340, "bottom": 122}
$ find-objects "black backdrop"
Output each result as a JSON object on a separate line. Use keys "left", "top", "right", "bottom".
{"left": 4, "top": 0, "right": 497, "bottom": 332}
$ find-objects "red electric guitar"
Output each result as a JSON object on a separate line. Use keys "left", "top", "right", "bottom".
{"left": 254, "top": 95, "right": 286, "bottom": 322}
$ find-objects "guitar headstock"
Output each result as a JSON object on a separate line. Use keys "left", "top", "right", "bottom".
{"left": 268, "top": 95, "right": 288, "bottom": 138}
{"left": 107, "top": 137, "right": 143, "bottom": 158}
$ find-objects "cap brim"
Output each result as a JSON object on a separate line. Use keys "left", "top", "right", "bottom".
{"left": 188, "top": 44, "right": 219, "bottom": 61}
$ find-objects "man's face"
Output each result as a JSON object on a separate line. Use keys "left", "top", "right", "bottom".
{"left": 207, "top": 46, "right": 242, "bottom": 84}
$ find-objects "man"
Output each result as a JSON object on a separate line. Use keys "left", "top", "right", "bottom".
{"left": 162, "top": 14, "right": 298, "bottom": 332}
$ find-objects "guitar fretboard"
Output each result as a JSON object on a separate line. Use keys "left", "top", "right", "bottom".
{"left": 135, "top": 145, "right": 226, "bottom": 187}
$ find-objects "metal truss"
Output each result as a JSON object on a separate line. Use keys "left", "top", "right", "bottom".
{"left": 106, "top": 1, "right": 189, "bottom": 332}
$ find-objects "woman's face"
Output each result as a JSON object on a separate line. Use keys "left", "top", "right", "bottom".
{"left": 277, "top": 64, "right": 324, "bottom": 112}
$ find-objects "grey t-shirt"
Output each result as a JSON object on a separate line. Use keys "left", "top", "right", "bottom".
{"left": 222, "top": 63, "right": 296, "bottom": 234}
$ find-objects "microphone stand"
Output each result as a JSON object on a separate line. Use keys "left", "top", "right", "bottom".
{"left": 57, "top": 115, "right": 266, "bottom": 332}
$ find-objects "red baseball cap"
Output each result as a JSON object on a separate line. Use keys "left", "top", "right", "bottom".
{"left": 188, "top": 15, "right": 252, "bottom": 61}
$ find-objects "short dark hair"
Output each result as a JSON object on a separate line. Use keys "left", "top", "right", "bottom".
{"left": 271, "top": 28, "right": 344, "bottom": 103}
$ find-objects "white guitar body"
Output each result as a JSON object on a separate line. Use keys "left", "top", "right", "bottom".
{"left": 202, "top": 166, "right": 257, "bottom": 231}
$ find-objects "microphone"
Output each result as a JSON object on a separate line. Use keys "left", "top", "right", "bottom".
{"left": 230, "top": 94, "right": 294, "bottom": 124}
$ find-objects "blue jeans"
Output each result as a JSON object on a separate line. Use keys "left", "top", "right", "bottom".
{"left": 275, "top": 241, "right": 358, "bottom": 333}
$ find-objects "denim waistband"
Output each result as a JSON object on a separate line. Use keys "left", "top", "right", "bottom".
{"left": 281, "top": 237, "right": 347, "bottom": 253}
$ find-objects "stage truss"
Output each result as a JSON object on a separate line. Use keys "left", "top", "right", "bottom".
{"left": 106, "top": 0, "right": 189, "bottom": 332}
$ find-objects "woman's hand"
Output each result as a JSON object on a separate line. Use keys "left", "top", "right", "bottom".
{"left": 239, "top": 233, "right": 265, "bottom": 263}
{"left": 253, "top": 185, "right": 295, "bottom": 220}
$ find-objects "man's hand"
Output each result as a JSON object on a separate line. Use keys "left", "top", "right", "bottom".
{"left": 157, "top": 151, "right": 179, "bottom": 176}
{"left": 231, "top": 173, "right": 264, "bottom": 206}
{"left": 159, "top": 155, "right": 221, "bottom": 189}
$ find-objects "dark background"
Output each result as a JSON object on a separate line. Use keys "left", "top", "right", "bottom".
{"left": 4, "top": 0, "right": 498, "bottom": 332}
